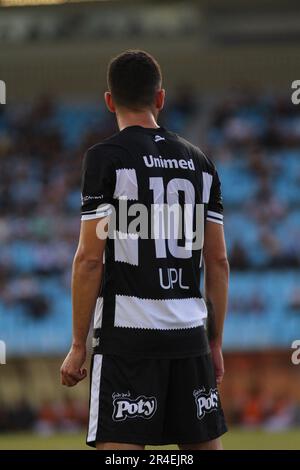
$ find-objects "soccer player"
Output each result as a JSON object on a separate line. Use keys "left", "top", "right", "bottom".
{"left": 60, "top": 50, "right": 229, "bottom": 450}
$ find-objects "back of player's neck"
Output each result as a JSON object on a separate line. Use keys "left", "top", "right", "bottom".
{"left": 117, "top": 111, "right": 159, "bottom": 131}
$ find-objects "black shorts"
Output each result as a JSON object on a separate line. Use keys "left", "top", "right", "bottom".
{"left": 86, "top": 353, "right": 227, "bottom": 447}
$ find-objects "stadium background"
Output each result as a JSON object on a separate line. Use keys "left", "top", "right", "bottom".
{"left": 1, "top": 0, "right": 300, "bottom": 450}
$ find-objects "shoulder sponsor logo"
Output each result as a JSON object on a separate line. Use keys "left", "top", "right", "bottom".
{"left": 193, "top": 387, "right": 219, "bottom": 420}
{"left": 112, "top": 392, "right": 157, "bottom": 421}
{"left": 81, "top": 194, "right": 104, "bottom": 203}
{"left": 154, "top": 135, "right": 165, "bottom": 142}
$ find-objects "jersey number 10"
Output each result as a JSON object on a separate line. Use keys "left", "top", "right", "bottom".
{"left": 149, "top": 177, "right": 204, "bottom": 259}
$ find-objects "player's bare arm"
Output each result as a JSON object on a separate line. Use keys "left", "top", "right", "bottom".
{"left": 60, "top": 218, "right": 107, "bottom": 387}
{"left": 203, "top": 221, "right": 229, "bottom": 384}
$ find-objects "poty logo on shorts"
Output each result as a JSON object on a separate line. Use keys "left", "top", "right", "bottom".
{"left": 193, "top": 388, "right": 219, "bottom": 420}
{"left": 112, "top": 393, "right": 157, "bottom": 422}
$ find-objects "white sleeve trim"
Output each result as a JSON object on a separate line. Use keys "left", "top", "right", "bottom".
{"left": 206, "top": 217, "right": 223, "bottom": 225}
{"left": 207, "top": 210, "right": 223, "bottom": 220}
{"left": 81, "top": 208, "right": 112, "bottom": 221}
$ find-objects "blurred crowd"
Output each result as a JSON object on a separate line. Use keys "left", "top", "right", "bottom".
{"left": 0, "top": 397, "right": 87, "bottom": 434}
{"left": 207, "top": 91, "right": 300, "bottom": 271}
{"left": 229, "top": 388, "right": 300, "bottom": 431}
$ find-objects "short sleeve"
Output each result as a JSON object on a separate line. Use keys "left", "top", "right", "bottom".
{"left": 206, "top": 169, "right": 224, "bottom": 225}
{"left": 81, "top": 145, "right": 116, "bottom": 221}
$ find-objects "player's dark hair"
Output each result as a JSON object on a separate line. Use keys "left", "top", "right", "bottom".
{"left": 107, "top": 50, "right": 162, "bottom": 110}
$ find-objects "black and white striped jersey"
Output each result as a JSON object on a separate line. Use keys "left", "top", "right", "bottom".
{"left": 81, "top": 125, "right": 223, "bottom": 358}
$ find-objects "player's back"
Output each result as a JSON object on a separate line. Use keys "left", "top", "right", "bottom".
{"left": 81, "top": 125, "right": 224, "bottom": 358}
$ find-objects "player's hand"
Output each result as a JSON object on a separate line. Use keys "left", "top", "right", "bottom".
{"left": 60, "top": 344, "right": 87, "bottom": 387}
{"left": 210, "top": 342, "right": 224, "bottom": 385}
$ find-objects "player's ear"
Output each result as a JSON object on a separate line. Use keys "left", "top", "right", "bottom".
{"left": 104, "top": 91, "right": 116, "bottom": 113}
{"left": 156, "top": 89, "right": 165, "bottom": 111}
